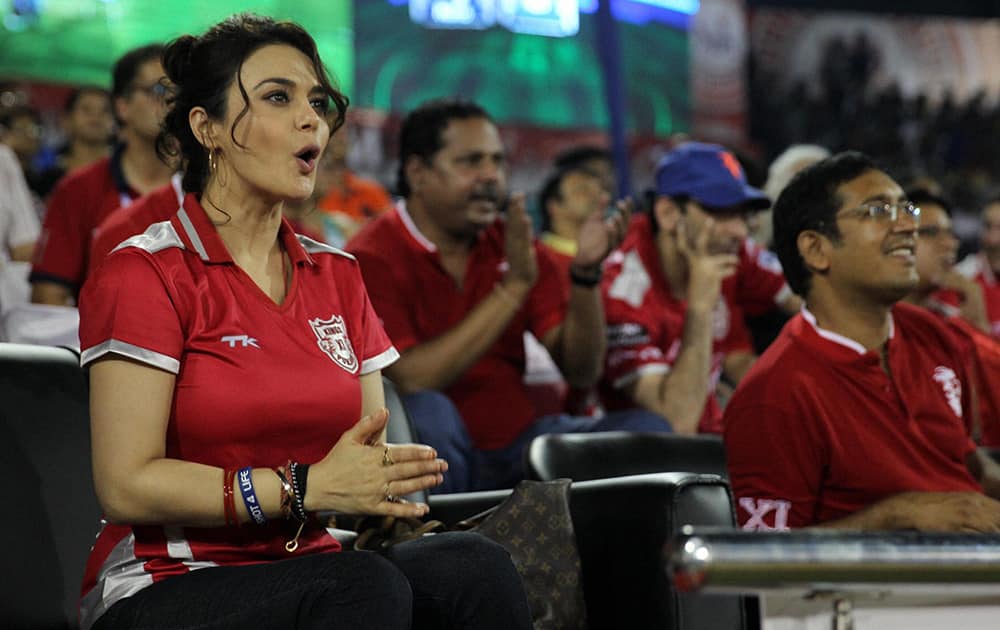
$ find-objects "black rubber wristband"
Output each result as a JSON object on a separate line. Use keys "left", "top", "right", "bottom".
{"left": 569, "top": 265, "right": 602, "bottom": 287}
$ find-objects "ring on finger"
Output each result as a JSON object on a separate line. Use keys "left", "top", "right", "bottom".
{"left": 384, "top": 481, "right": 399, "bottom": 503}
{"left": 382, "top": 445, "right": 394, "bottom": 467}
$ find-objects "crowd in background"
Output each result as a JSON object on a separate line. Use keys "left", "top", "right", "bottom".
{"left": 749, "top": 31, "right": 1000, "bottom": 242}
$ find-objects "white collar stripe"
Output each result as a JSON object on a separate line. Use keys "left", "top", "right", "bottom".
{"left": 800, "top": 307, "right": 895, "bottom": 356}
{"left": 296, "top": 234, "right": 356, "bottom": 261}
{"left": 177, "top": 207, "right": 210, "bottom": 261}
{"left": 396, "top": 200, "right": 437, "bottom": 253}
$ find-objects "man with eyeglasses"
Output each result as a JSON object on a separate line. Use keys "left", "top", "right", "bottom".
{"left": 725, "top": 152, "right": 1000, "bottom": 531}
{"left": 904, "top": 189, "right": 990, "bottom": 334}
{"left": 31, "top": 44, "right": 175, "bottom": 305}
{"left": 903, "top": 188, "right": 1000, "bottom": 448}
{"left": 599, "top": 142, "right": 799, "bottom": 435}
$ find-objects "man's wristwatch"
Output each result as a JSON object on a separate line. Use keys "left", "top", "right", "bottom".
{"left": 569, "top": 264, "right": 602, "bottom": 288}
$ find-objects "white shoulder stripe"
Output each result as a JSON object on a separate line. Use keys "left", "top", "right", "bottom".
{"left": 361, "top": 346, "right": 400, "bottom": 375}
{"left": 81, "top": 339, "right": 180, "bottom": 374}
{"left": 297, "top": 234, "right": 356, "bottom": 261}
{"left": 111, "top": 220, "right": 185, "bottom": 256}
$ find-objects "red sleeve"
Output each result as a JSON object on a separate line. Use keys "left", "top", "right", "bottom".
{"left": 724, "top": 399, "right": 826, "bottom": 530}
{"left": 735, "top": 240, "right": 790, "bottom": 316}
{"left": 602, "top": 295, "right": 677, "bottom": 390}
{"left": 351, "top": 247, "right": 419, "bottom": 353}
{"left": 78, "top": 249, "right": 184, "bottom": 373}
{"left": 527, "top": 244, "right": 569, "bottom": 340}
{"left": 31, "top": 175, "right": 90, "bottom": 290}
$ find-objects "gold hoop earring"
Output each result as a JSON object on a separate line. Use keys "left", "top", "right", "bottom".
{"left": 208, "top": 148, "right": 228, "bottom": 189}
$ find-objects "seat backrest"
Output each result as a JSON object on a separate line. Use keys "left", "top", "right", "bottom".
{"left": 525, "top": 430, "right": 729, "bottom": 482}
{"left": 0, "top": 343, "right": 99, "bottom": 629}
{"left": 381, "top": 377, "right": 428, "bottom": 505}
{"left": 568, "top": 472, "right": 747, "bottom": 630}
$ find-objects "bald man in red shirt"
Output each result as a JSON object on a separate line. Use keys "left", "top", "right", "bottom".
{"left": 724, "top": 151, "right": 1000, "bottom": 531}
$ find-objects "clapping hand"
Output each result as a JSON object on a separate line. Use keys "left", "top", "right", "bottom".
{"left": 306, "top": 408, "right": 448, "bottom": 517}
{"left": 503, "top": 193, "right": 538, "bottom": 292}
{"left": 572, "top": 198, "right": 632, "bottom": 272}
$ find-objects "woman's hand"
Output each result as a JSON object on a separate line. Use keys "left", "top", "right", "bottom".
{"left": 304, "top": 408, "right": 448, "bottom": 517}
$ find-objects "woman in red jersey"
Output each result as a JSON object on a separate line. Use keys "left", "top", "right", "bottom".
{"left": 77, "top": 13, "right": 529, "bottom": 630}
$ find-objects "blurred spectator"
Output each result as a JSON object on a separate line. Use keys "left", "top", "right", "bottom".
{"left": 531, "top": 163, "right": 614, "bottom": 417}
{"left": 726, "top": 151, "right": 1000, "bottom": 531}
{"left": 30, "top": 44, "right": 174, "bottom": 305}
{"left": 905, "top": 189, "right": 989, "bottom": 333}
{"left": 538, "top": 165, "right": 611, "bottom": 276}
{"left": 956, "top": 193, "right": 1000, "bottom": 337}
{"left": 0, "top": 143, "right": 40, "bottom": 315}
{"left": 0, "top": 144, "right": 38, "bottom": 264}
{"left": 0, "top": 105, "right": 42, "bottom": 179}
{"left": 316, "top": 126, "right": 392, "bottom": 246}
{"left": 33, "top": 86, "right": 113, "bottom": 199}
{"left": 599, "top": 142, "right": 797, "bottom": 435}
{"left": 347, "top": 98, "right": 665, "bottom": 492}
{"left": 903, "top": 188, "right": 1000, "bottom": 447}
{"left": 553, "top": 145, "right": 615, "bottom": 197}
{"left": 759, "top": 144, "right": 831, "bottom": 247}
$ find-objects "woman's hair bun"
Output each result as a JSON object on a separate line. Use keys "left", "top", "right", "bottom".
{"left": 161, "top": 34, "right": 198, "bottom": 85}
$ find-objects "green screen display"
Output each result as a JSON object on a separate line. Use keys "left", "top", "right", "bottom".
{"left": 2, "top": 1, "right": 688, "bottom": 134}
{"left": 353, "top": 1, "right": 688, "bottom": 134}
{"left": 0, "top": 0, "right": 353, "bottom": 96}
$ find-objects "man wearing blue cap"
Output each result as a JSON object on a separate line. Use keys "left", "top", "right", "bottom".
{"left": 599, "top": 142, "right": 799, "bottom": 435}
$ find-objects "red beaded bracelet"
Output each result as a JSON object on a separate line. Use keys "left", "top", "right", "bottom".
{"left": 222, "top": 468, "right": 238, "bottom": 527}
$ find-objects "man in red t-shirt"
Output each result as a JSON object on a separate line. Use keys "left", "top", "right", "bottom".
{"left": 902, "top": 188, "right": 1000, "bottom": 448}
{"left": 347, "top": 99, "right": 667, "bottom": 491}
{"left": 599, "top": 142, "right": 798, "bottom": 435}
{"left": 725, "top": 151, "right": 1000, "bottom": 531}
{"left": 30, "top": 44, "right": 175, "bottom": 305}
{"left": 87, "top": 174, "right": 185, "bottom": 278}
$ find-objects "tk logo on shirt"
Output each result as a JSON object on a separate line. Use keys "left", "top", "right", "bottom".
{"left": 221, "top": 335, "right": 259, "bottom": 348}
{"left": 309, "top": 314, "right": 359, "bottom": 374}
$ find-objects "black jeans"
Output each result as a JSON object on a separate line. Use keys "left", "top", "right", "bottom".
{"left": 92, "top": 532, "right": 531, "bottom": 630}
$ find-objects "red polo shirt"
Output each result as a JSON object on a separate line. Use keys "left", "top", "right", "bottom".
{"left": 599, "top": 214, "right": 787, "bottom": 433}
{"left": 955, "top": 253, "right": 1000, "bottom": 337}
{"left": 77, "top": 194, "right": 397, "bottom": 629}
{"left": 88, "top": 174, "right": 184, "bottom": 278}
{"left": 346, "top": 202, "right": 568, "bottom": 450}
{"left": 31, "top": 148, "right": 140, "bottom": 297}
{"left": 925, "top": 297, "right": 1000, "bottom": 448}
{"left": 724, "top": 303, "right": 981, "bottom": 530}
